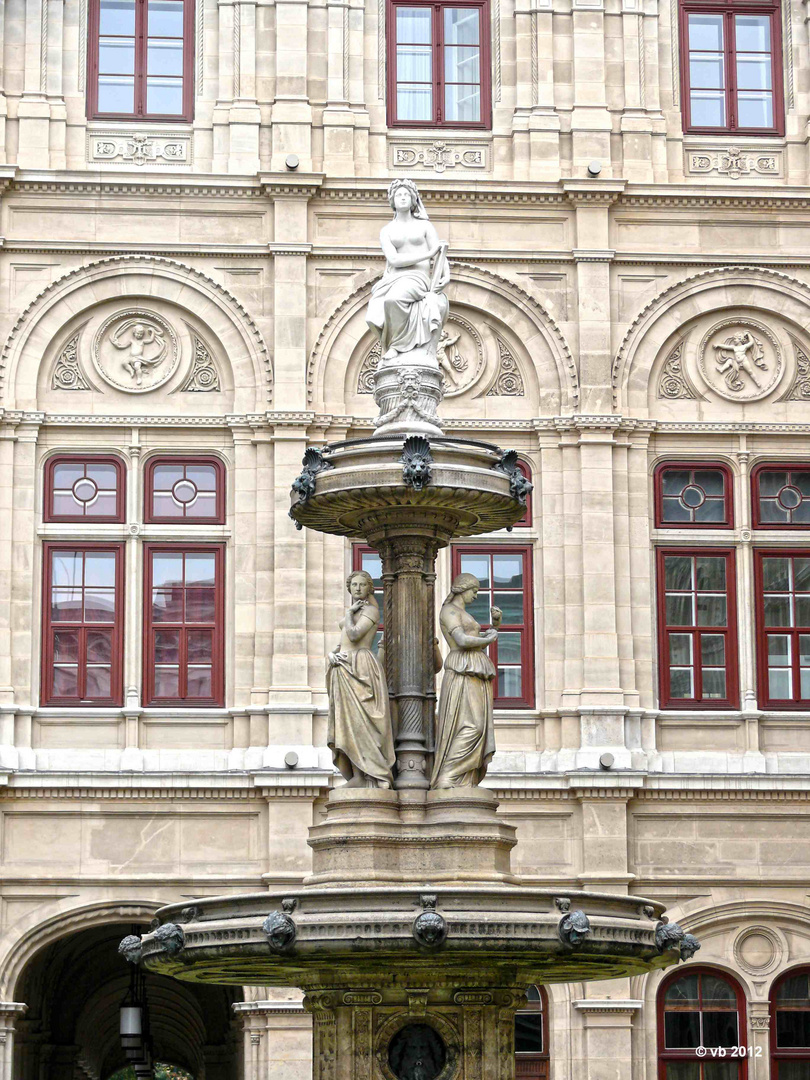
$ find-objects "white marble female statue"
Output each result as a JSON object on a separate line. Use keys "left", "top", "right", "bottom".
{"left": 431, "top": 573, "right": 502, "bottom": 789}
{"left": 367, "top": 179, "right": 450, "bottom": 361}
{"left": 327, "top": 570, "right": 395, "bottom": 788}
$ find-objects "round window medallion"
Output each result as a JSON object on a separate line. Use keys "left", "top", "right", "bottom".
{"left": 172, "top": 479, "right": 198, "bottom": 505}
{"left": 698, "top": 319, "right": 784, "bottom": 403}
{"left": 388, "top": 1023, "right": 447, "bottom": 1080}
{"left": 778, "top": 485, "right": 802, "bottom": 510}
{"left": 681, "top": 485, "right": 705, "bottom": 509}
{"left": 733, "top": 925, "right": 783, "bottom": 975}
{"left": 72, "top": 477, "right": 98, "bottom": 503}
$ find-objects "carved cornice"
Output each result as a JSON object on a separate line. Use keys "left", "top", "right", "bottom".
{"left": 11, "top": 177, "right": 264, "bottom": 198}
{"left": 573, "top": 999, "right": 643, "bottom": 1013}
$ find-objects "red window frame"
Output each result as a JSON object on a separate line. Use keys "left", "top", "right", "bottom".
{"left": 678, "top": 0, "right": 784, "bottom": 136}
{"left": 451, "top": 544, "right": 534, "bottom": 709}
{"left": 770, "top": 967, "right": 810, "bottom": 1078}
{"left": 87, "top": 0, "right": 196, "bottom": 121}
{"left": 44, "top": 455, "right": 126, "bottom": 524}
{"left": 144, "top": 456, "right": 225, "bottom": 525}
{"left": 143, "top": 543, "right": 225, "bottom": 707}
{"left": 515, "top": 985, "right": 549, "bottom": 1080}
{"left": 657, "top": 967, "right": 748, "bottom": 1080}
{"left": 654, "top": 461, "right": 734, "bottom": 530}
{"left": 387, "top": 0, "right": 492, "bottom": 129}
{"left": 656, "top": 547, "right": 739, "bottom": 709}
{"left": 754, "top": 549, "right": 810, "bottom": 710}
{"left": 752, "top": 463, "right": 810, "bottom": 529}
{"left": 41, "top": 542, "right": 125, "bottom": 706}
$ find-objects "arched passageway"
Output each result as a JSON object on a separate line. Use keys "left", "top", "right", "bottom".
{"left": 13, "top": 921, "right": 241, "bottom": 1080}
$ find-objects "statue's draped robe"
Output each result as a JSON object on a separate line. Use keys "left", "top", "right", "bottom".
{"left": 367, "top": 262, "right": 449, "bottom": 358}
{"left": 431, "top": 647, "right": 496, "bottom": 788}
{"left": 327, "top": 648, "right": 395, "bottom": 785}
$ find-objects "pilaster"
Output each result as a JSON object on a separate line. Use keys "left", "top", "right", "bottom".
{"left": 570, "top": 0, "right": 612, "bottom": 172}
{"left": 572, "top": 996, "right": 642, "bottom": 1080}
{"left": 271, "top": 0, "right": 315, "bottom": 170}
{"left": 233, "top": 999, "right": 311, "bottom": 1080}
{"left": 0, "top": 1003, "right": 27, "bottom": 1080}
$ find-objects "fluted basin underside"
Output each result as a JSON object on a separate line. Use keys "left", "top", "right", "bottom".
{"left": 140, "top": 886, "right": 678, "bottom": 988}
{"left": 288, "top": 437, "right": 526, "bottom": 539}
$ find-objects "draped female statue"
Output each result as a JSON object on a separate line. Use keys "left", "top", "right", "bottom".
{"left": 431, "top": 573, "right": 502, "bottom": 789}
{"left": 367, "top": 178, "right": 450, "bottom": 362}
{"left": 327, "top": 570, "right": 395, "bottom": 788}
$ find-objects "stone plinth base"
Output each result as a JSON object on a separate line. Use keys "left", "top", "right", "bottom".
{"left": 305, "top": 786, "right": 518, "bottom": 887}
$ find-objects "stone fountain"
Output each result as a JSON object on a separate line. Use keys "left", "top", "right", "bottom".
{"left": 124, "top": 180, "right": 698, "bottom": 1080}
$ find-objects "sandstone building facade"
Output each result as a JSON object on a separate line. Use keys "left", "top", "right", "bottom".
{"left": 0, "top": 0, "right": 809, "bottom": 1076}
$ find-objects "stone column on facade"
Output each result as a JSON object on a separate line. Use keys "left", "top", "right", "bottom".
{"left": 18, "top": 0, "right": 51, "bottom": 168}
{"left": 271, "top": 0, "right": 314, "bottom": 170}
{"left": 571, "top": 996, "right": 642, "bottom": 1080}
{"left": 121, "top": 433, "right": 143, "bottom": 770}
{"left": 0, "top": 1003, "right": 27, "bottom": 1080}
{"left": 511, "top": 0, "right": 534, "bottom": 179}
{"left": 570, "top": 0, "right": 612, "bottom": 172}
{"left": 0, "top": 0, "right": 8, "bottom": 162}
{"left": 736, "top": 446, "right": 766, "bottom": 771}
{"left": 747, "top": 1005, "right": 770, "bottom": 1080}
{"left": 513, "top": 0, "right": 560, "bottom": 179}
{"left": 322, "top": 0, "right": 370, "bottom": 175}
{"left": 619, "top": 0, "right": 656, "bottom": 182}
{"left": 230, "top": 0, "right": 262, "bottom": 172}
{"left": 10, "top": 417, "right": 40, "bottom": 771}
{"left": 0, "top": 425, "right": 15, "bottom": 710}
{"left": 43, "top": 0, "right": 67, "bottom": 169}
{"left": 212, "top": 0, "right": 236, "bottom": 171}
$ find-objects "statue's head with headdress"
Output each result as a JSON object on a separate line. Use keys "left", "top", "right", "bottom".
{"left": 387, "top": 178, "right": 429, "bottom": 219}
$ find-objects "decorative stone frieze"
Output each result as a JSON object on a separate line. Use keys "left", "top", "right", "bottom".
{"left": 88, "top": 130, "right": 192, "bottom": 168}
{"left": 686, "top": 146, "right": 782, "bottom": 180}
{"left": 389, "top": 138, "right": 490, "bottom": 173}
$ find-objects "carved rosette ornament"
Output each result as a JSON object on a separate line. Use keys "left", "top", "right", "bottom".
{"left": 92, "top": 309, "right": 179, "bottom": 393}
{"left": 559, "top": 910, "right": 591, "bottom": 947}
{"left": 153, "top": 922, "right": 185, "bottom": 957}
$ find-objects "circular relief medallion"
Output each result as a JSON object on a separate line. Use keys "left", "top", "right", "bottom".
{"left": 733, "top": 925, "right": 783, "bottom": 975}
{"left": 388, "top": 1023, "right": 447, "bottom": 1080}
{"left": 437, "top": 314, "right": 485, "bottom": 397}
{"left": 93, "top": 309, "right": 179, "bottom": 393}
{"left": 698, "top": 319, "right": 784, "bottom": 402}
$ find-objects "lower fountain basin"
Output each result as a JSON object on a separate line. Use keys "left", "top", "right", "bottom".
{"left": 140, "top": 885, "right": 678, "bottom": 988}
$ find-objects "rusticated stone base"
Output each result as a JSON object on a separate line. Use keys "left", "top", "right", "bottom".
{"left": 305, "top": 786, "right": 519, "bottom": 887}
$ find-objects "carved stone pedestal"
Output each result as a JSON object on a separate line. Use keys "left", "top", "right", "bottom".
{"left": 306, "top": 786, "right": 518, "bottom": 887}
{"left": 373, "top": 356, "right": 445, "bottom": 439}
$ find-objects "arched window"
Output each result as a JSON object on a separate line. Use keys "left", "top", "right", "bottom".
{"left": 514, "top": 985, "right": 549, "bottom": 1079}
{"left": 658, "top": 968, "right": 748, "bottom": 1078}
{"left": 771, "top": 968, "right": 810, "bottom": 1078}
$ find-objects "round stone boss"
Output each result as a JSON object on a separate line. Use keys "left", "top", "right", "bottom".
{"left": 92, "top": 308, "right": 179, "bottom": 393}
{"left": 732, "top": 925, "right": 784, "bottom": 975}
{"left": 387, "top": 1023, "right": 447, "bottom": 1080}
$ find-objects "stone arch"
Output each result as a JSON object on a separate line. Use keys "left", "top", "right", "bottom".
{"left": 1, "top": 255, "right": 272, "bottom": 411}
{"left": 307, "top": 263, "right": 577, "bottom": 416}
{"left": 613, "top": 266, "right": 810, "bottom": 412}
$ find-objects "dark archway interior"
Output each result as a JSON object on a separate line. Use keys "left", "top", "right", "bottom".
{"left": 14, "top": 922, "right": 242, "bottom": 1080}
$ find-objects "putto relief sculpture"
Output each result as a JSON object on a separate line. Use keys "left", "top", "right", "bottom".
{"left": 697, "top": 317, "right": 784, "bottom": 402}
{"left": 431, "top": 573, "right": 501, "bottom": 789}
{"left": 367, "top": 179, "right": 451, "bottom": 437}
{"left": 92, "top": 309, "right": 179, "bottom": 393}
{"left": 326, "top": 570, "right": 395, "bottom": 788}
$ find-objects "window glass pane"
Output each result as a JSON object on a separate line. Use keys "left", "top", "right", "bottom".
{"left": 53, "top": 665, "right": 79, "bottom": 696}
{"left": 767, "top": 634, "right": 791, "bottom": 666}
{"left": 666, "top": 594, "right": 694, "bottom": 626}
{"left": 152, "top": 590, "right": 183, "bottom": 622}
{"left": 154, "top": 629, "right": 181, "bottom": 663}
{"left": 690, "top": 90, "right": 726, "bottom": 127}
{"left": 85, "top": 666, "right": 112, "bottom": 697}
{"left": 154, "top": 667, "right": 180, "bottom": 697}
{"left": 735, "top": 14, "right": 770, "bottom": 51}
{"left": 148, "top": 41, "right": 184, "bottom": 76}
{"left": 99, "top": 39, "right": 135, "bottom": 74}
{"left": 794, "top": 559, "right": 810, "bottom": 591}
{"left": 54, "top": 630, "right": 80, "bottom": 662}
{"left": 493, "top": 554, "right": 523, "bottom": 587}
{"left": 689, "top": 13, "right": 723, "bottom": 49}
{"left": 696, "top": 557, "right": 725, "bottom": 590}
{"left": 701, "top": 634, "right": 725, "bottom": 666}
{"left": 51, "top": 589, "right": 83, "bottom": 622}
{"left": 694, "top": 470, "right": 724, "bottom": 496}
{"left": 152, "top": 553, "right": 184, "bottom": 588}
{"left": 514, "top": 1013, "right": 543, "bottom": 1054}
{"left": 86, "top": 630, "right": 112, "bottom": 664}
{"left": 702, "top": 669, "right": 726, "bottom": 699}
{"left": 737, "top": 92, "right": 773, "bottom": 128}
{"left": 695, "top": 499, "right": 726, "bottom": 523}
{"left": 690, "top": 56, "right": 725, "bottom": 88}
{"left": 466, "top": 590, "right": 490, "bottom": 625}
{"left": 460, "top": 555, "right": 490, "bottom": 588}
{"left": 187, "top": 630, "right": 213, "bottom": 663}
{"left": 736, "top": 55, "right": 772, "bottom": 91}
{"left": 793, "top": 501, "right": 810, "bottom": 523}
{"left": 703, "top": 1064, "right": 740, "bottom": 1080}
{"left": 493, "top": 591, "right": 523, "bottom": 623}
{"left": 664, "top": 1065, "right": 700, "bottom": 1080}
{"left": 662, "top": 469, "right": 689, "bottom": 495}
{"left": 97, "top": 76, "right": 135, "bottom": 113}
{"left": 361, "top": 553, "right": 383, "bottom": 585}
{"left": 146, "top": 77, "right": 184, "bottom": 114}
{"left": 702, "top": 1010, "right": 739, "bottom": 1047}
{"left": 800, "top": 635, "right": 810, "bottom": 666}
{"left": 445, "top": 46, "right": 480, "bottom": 83}
{"left": 186, "top": 464, "right": 217, "bottom": 491}
{"left": 665, "top": 974, "right": 699, "bottom": 1005}
{"left": 498, "top": 632, "right": 522, "bottom": 664}
{"left": 796, "top": 595, "right": 810, "bottom": 626}
{"left": 670, "top": 668, "right": 694, "bottom": 698}
{"left": 397, "top": 45, "right": 432, "bottom": 82}
{"left": 795, "top": 472, "right": 810, "bottom": 495}
{"left": 777, "top": 1062, "right": 810, "bottom": 1080}
{"left": 498, "top": 667, "right": 522, "bottom": 698}
{"left": 148, "top": 0, "right": 184, "bottom": 36}
{"left": 662, "top": 497, "right": 691, "bottom": 522}
{"left": 444, "top": 7, "right": 480, "bottom": 44}
{"left": 100, "top": 0, "right": 136, "bottom": 34}
{"left": 697, "top": 595, "right": 726, "bottom": 627}
{"left": 777, "top": 974, "right": 810, "bottom": 1005}
{"left": 764, "top": 596, "right": 792, "bottom": 627}
{"left": 85, "top": 553, "right": 116, "bottom": 587}
{"left": 397, "top": 6, "right": 432, "bottom": 42}
{"left": 801, "top": 668, "right": 810, "bottom": 699}
{"left": 185, "top": 553, "right": 216, "bottom": 585}
{"left": 153, "top": 493, "right": 184, "bottom": 518}
{"left": 92, "top": 494, "right": 118, "bottom": 517}
{"left": 397, "top": 84, "right": 432, "bottom": 121}
{"left": 52, "top": 551, "right": 83, "bottom": 588}
{"left": 187, "top": 666, "right": 213, "bottom": 697}
{"left": 764, "top": 558, "right": 791, "bottom": 591}
{"left": 669, "top": 634, "right": 693, "bottom": 665}
{"left": 769, "top": 667, "right": 792, "bottom": 698}
{"left": 665, "top": 556, "right": 693, "bottom": 591}
{"left": 445, "top": 83, "right": 480, "bottom": 122}
{"left": 154, "top": 464, "right": 184, "bottom": 490}
{"left": 84, "top": 590, "right": 116, "bottom": 622}
{"left": 185, "top": 588, "right": 216, "bottom": 622}
{"left": 759, "top": 499, "right": 788, "bottom": 524}
{"left": 760, "top": 470, "right": 787, "bottom": 496}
